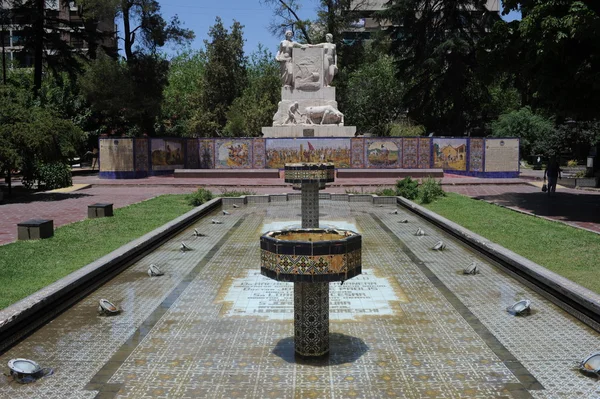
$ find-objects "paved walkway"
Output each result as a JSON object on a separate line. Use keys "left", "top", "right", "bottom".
{"left": 0, "top": 171, "right": 598, "bottom": 246}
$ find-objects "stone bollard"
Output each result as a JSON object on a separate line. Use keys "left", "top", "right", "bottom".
{"left": 17, "top": 219, "right": 54, "bottom": 240}
{"left": 88, "top": 203, "right": 114, "bottom": 218}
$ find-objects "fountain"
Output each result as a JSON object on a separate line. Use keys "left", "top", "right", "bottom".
{"left": 260, "top": 162, "right": 362, "bottom": 357}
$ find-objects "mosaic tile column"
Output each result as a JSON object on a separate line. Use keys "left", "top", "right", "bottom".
{"left": 298, "top": 181, "right": 328, "bottom": 356}
{"left": 294, "top": 281, "right": 329, "bottom": 356}
{"left": 301, "top": 182, "right": 320, "bottom": 229}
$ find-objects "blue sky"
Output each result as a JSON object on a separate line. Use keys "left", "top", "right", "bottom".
{"left": 154, "top": 1, "right": 521, "bottom": 57}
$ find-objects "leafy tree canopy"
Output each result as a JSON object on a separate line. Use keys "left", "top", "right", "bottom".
{"left": 381, "top": 0, "right": 499, "bottom": 136}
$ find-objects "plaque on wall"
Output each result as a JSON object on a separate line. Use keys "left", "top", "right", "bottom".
{"left": 485, "top": 138, "right": 519, "bottom": 172}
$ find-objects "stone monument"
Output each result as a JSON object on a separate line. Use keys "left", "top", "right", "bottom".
{"left": 262, "top": 33, "right": 356, "bottom": 138}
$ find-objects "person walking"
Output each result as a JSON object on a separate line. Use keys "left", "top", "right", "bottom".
{"left": 544, "top": 157, "right": 562, "bottom": 196}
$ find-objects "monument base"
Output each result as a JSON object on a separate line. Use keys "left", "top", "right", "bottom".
{"left": 262, "top": 125, "right": 356, "bottom": 138}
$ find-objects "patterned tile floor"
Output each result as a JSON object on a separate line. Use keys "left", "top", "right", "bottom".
{"left": 1, "top": 201, "right": 600, "bottom": 398}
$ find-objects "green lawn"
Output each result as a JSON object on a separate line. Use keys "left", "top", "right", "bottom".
{"left": 0, "top": 195, "right": 194, "bottom": 309}
{"left": 424, "top": 193, "right": 600, "bottom": 293}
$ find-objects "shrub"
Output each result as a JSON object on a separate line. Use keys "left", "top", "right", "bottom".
{"left": 187, "top": 188, "right": 213, "bottom": 206}
{"left": 22, "top": 162, "right": 73, "bottom": 190}
{"left": 375, "top": 187, "right": 397, "bottom": 196}
{"left": 37, "top": 162, "right": 73, "bottom": 190}
{"left": 567, "top": 159, "right": 578, "bottom": 167}
{"left": 419, "top": 177, "right": 445, "bottom": 204}
{"left": 395, "top": 177, "right": 419, "bottom": 200}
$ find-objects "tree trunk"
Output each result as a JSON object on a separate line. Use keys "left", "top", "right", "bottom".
{"left": 33, "top": 0, "right": 45, "bottom": 95}
{"left": 122, "top": 0, "right": 133, "bottom": 60}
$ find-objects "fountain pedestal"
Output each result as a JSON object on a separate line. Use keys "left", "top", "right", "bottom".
{"left": 260, "top": 163, "right": 362, "bottom": 357}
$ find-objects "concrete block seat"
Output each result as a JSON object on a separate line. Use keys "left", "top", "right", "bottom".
{"left": 336, "top": 168, "right": 444, "bottom": 179}
{"left": 174, "top": 169, "right": 280, "bottom": 179}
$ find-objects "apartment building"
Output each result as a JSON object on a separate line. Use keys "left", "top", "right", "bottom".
{"left": 345, "top": 0, "right": 501, "bottom": 40}
{"left": 0, "top": 0, "right": 115, "bottom": 68}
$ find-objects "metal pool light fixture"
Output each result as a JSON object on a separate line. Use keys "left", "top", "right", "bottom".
{"left": 415, "top": 228, "right": 425, "bottom": 236}
{"left": 7, "top": 358, "right": 46, "bottom": 384}
{"left": 463, "top": 261, "right": 479, "bottom": 275}
{"left": 180, "top": 242, "right": 192, "bottom": 252}
{"left": 432, "top": 241, "right": 446, "bottom": 251}
{"left": 579, "top": 352, "right": 600, "bottom": 376}
{"left": 192, "top": 229, "right": 205, "bottom": 237}
{"left": 98, "top": 299, "right": 120, "bottom": 316}
{"left": 147, "top": 264, "right": 164, "bottom": 277}
{"left": 506, "top": 299, "right": 531, "bottom": 316}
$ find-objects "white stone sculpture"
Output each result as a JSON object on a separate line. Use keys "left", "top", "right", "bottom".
{"left": 305, "top": 105, "right": 344, "bottom": 125}
{"left": 310, "top": 33, "right": 338, "bottom": 87}
{"left": 284, "top": 102, "right": 306, "bottom": 125}
{"left": 275, "top": 30, "right": 306, "bottom": 88}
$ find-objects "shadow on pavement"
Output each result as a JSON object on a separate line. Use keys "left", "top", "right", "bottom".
{"left": 1, "top": 192, "right": 91, "bottom": 205}
{"left": 473, "top": 190, "right": 600, "bottom": 226}
{"left": 272, "top": 333, "right": 369, "bottom": 366}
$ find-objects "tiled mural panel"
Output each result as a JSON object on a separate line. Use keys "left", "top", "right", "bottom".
{"left": 134, "top": 138, "right": 149, "bottom": 172}
{"left": 266, "top": 138, "right": 351, "bottom": 169}
{"left": 215, "top": 139, "right": 253, "bottom": 169}
{"left": 402, "top": 138, "right": 418, "bottom": 169}
{"left": 198, "top": 140, "right": 214, "bottom": 169}
{"left": 151, "top": 139, "right": 185, "bottom": 171}
{"left": 433, "top": 138, "right": 468, "bottom": 172}
{"left": 350, "top": 138, "right": 365, "bottom": 168}
{"left": 186, "top": 139, "right": 200, "bottom": 169}
{"left": 418, "top": 138, "right": 431, "bottom": 169}
{"left": 365, "top": 138, "right": 403, "bottom": 169}
{"left": 469, "top": 138, "right": 484, "bottom": 172}
{"left": 252, "top": 139, "right": 266, "bottom": 169}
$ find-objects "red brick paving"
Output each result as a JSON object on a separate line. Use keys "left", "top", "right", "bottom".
{"left": 0, "top": 173, "right": 598, "bottom": 246}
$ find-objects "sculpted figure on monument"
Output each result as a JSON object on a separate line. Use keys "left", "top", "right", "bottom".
{"left": 284, "top": 102, "right": 305, "bottom": 125}
{"left": 310, "top": 33, "right": 337, "bottom": 87}
{"left": 275, "top": 30, "right": 306, "bottom": 88}
{"left": 305, "top": 105, "right": 344, "bottom": 125}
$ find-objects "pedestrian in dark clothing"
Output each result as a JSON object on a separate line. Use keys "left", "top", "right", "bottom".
{"left": 544, "top": 157, "right": 562, "bottom": 196}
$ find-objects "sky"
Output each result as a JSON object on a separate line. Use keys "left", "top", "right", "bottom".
{"left": 154, "top": 0, "right": 521, "bottom": 58}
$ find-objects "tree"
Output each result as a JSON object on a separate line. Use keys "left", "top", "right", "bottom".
{"left": 224, "top": 46, "right": 280, "bottom": 136}
{"left": 491, "top": 107, "right": 556, "bottom": 157}
{"left": 260, "top": 0, "right": 313, "bottom": 43}
{"left": 0, "top": 83, "right": 84, "bottom": 190}
{"left": 80, "top": 0, "right": 194, "bottom": 60}
{"left": 491, "top": 0, "right": 600, "bottom": 121}
{"left": 7, "top": 0, "right": 97, "bottom": 95}
{"left": 381, "top": 0, "right": 499, "bottom": 135}
{"left": 161, "top": 50, "right": 208, "bottom": 137}
{"left": 344, "top": 50, "right": 405, "bottom": 135}
{"left": 79, "top": 50, "right": 133, "bottom": 134}
{"left": 199, "top": 18, "right": 247, "bottom": 134}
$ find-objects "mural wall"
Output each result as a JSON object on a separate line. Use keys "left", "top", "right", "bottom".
{"left": 100, "top": 136, "right": 520, "bottom": 178}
